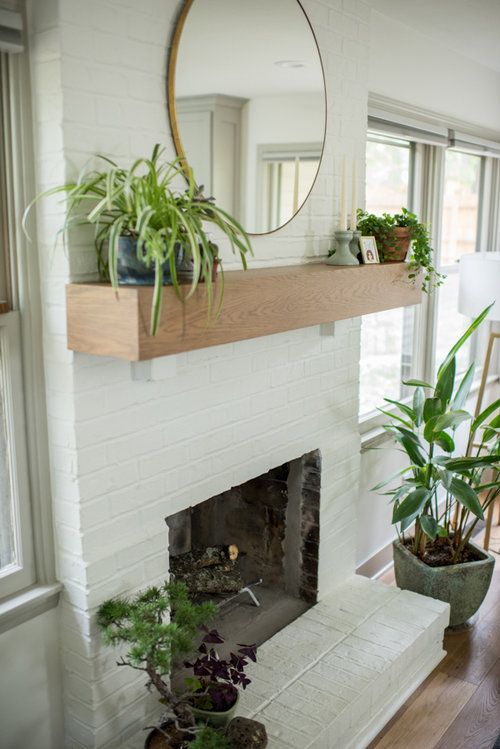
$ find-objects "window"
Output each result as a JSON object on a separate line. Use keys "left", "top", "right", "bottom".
{"left": 0, "top": 45, "right": 53, "bottom": 600}
{"left": 258, "top": 144, "right": 321, "bottom": 232}
{"left": 0, "top": 314, "right": 34, "bottom": 596}
{"left": 360, "top": 108, "right": 497, "bottom": 427}
{"left": 360, "top": 134, "right": 419, "bottom": 417}
{"left": 435, "top": 150, "right": 482, "bottom": 373}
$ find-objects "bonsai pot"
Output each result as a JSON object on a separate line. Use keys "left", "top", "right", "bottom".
{"left": 116, "top": 235, "right": 172, "bottom": 286}
{"left": 383, "top": 226, "right": 411, "bottom": 262}
{"left": 393, "top": 539, "right": 495, "bottom": 627}
{"left": 190, "top": 690, "right": 239, "bottom": 729}
{"left": 144, "top": 722, "right": 188, "bottom": 749}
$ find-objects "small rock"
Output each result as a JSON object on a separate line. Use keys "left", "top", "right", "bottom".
{"left": 226, "top": 717, "right": 268, "bottom": 748}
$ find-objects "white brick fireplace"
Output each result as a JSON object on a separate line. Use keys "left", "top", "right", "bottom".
{"left": 26, "top": 0, "right": 449, "bottom": 747}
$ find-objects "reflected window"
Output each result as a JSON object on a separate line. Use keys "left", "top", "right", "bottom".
{"left": 260, "top": 146, "right": 321, "bottom": 232}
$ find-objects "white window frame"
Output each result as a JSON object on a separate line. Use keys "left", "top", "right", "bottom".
{"left": 0, "top": 311, "right": 35, "bottom": 596}
{"left": 360, "top": 100, "right": 500, "bottom": 439}
{"left": 0, "top": 33, "right": 58, "bottom": 619}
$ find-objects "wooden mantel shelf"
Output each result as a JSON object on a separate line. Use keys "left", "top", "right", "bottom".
{"left": 66, "top": 262, "right": 421, "bottom": 361}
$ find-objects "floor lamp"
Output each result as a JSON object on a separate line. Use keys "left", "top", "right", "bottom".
{"left": 458, "top": 252, "right": 500, "bottom": 549}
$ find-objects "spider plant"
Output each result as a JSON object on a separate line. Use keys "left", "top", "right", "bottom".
{"left": 23, "top": 145, "right": 252, "bottom": 334}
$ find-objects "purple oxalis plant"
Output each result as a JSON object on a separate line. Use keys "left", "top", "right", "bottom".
{"left": 184, "top": 628, "right": 257, "bottom": 712}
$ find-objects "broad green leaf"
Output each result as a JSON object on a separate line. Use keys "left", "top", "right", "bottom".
{"left": 436, "top": 466, "right": 453, "bottom": 489}
{"left": 434, "top": 432, "right": 455, "bottom": 453}
{"left": 420, "top": 515, "right": 439, "bottom": 540}
{"left": 383, "top": 398, "right": 415, "bottom": 422}
{"left": 471, "top": 398, "right": 500, "bottom": 433}
{"left": 403, "top": 379, "right": 434, "bottom": 389}
{"left": 423, "top": 397, "right": 444, "bottom": 423}
{"left": 433, "top": 410, "right": 471, "bottom": 433}
{"left": 435, "top": 356, "right": 456, "bottom": 405}
{"left": 413, "top": 387, "right": 425, "bottom": 427}
{"left": 377, "top": 407, "right": 413, "bottom": 429}
{"left": 451, "top": 362, "right": 475, "bottom": 411}
{"left": 387, "top": 430, "right": 427, "bottom": 467}
{"left": 441, "top": 455, "right": 500, "bottom": 472}
{"left": 393, "top": 487, "right": 431, "bottom": 523}
{"left": 371, "top": 467, "right": 413, "bottom": 492}
{"left": 449, "top": 477, "right": 484, "bottom": 520}
{"left": 437, "top": 525, "right": 448, "bottom": 537}
{"left": 482, "top": 414, "right": 500, "bottom": 443}
{"left": 437, "top": 303, "right": 494, "bottom": 379}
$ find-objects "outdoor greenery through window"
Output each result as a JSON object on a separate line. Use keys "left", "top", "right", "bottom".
{"left": 360, "top": 134, "right": 417, "bottom": 416}
{"left": 359, "top": 127, "right": 489, "bottom": 423}
{"left": 434, "top": 150, "right": 481, "bottom": 374}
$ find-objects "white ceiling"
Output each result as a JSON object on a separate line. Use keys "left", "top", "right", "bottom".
{"left": 366, "top": 0, "right": 500, "bottom": 73}
{"left": 175, "top": 0, "right": 324, "bottom": 99}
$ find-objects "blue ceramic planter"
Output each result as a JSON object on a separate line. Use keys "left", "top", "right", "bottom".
{"left": 115, "top": 235, "right": 172, "bottom": 286}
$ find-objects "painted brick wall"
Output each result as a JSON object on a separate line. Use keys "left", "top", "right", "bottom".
{"left": 27, "top": 0, "right": 370, "bottom": 745}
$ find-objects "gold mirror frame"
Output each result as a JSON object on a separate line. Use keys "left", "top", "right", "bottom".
{"left": 167, "top": 0, "right": 327, "bottom": 236}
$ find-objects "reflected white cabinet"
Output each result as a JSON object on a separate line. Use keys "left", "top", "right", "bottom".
{"left": 175, "top": 95, "right": 246, "bottom": 216}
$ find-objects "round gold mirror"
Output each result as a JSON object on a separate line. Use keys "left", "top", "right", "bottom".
{"left": 168, "top": 0, "right": 326, "bottom": 235}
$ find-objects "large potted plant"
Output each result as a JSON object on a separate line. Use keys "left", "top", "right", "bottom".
{"left": 357, "top": 207, "right": 445, "bottom": 292}
{"left": 23, "top": 145, "right": 252, "bottom": 335}
{"left": 374, "top": 305, "right": 499, "bottom": 626}
{"left": 97, "top": 581, "right": 235, "bottom": 748}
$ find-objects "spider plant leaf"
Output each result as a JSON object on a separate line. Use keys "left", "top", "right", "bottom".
{"left": 108, "top": 216, "right": 125, "bottom": 289}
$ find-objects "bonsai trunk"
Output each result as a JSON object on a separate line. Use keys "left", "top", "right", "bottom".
{"left": 145, "top": 664, "right": 195, "bottom": 730}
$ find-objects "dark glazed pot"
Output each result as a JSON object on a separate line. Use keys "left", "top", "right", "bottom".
{"left": 393, "top": 539, "right": 495, "bottom": 627}
{"left": 116, "top": 235, "right": 172, "bottom": 286}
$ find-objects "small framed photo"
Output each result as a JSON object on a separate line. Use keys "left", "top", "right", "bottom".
{"left": 359, "top": 236, "right": 380, "bottom": 264}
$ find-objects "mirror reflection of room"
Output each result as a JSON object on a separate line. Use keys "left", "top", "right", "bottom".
{"left": 172, "top": 0, "right": 326, "bottom": 234}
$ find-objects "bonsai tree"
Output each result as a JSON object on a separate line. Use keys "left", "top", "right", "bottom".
{"left": 374, "top": 303, "right": 499, "bottom": 564}
{"left": 357, "top": 207, "right": 445, "bottom": 292}
{"left": 23, "top": 145, "right": 252, "bottom": 335}
{"left": 97, "top": 581, "right": 224, "bottom": 745}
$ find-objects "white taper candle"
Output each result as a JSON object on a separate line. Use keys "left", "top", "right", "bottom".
{"left": 339, "top": 156, "right": 347, "bottom": 231}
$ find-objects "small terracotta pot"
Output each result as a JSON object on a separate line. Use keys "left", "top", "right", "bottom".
{"left": 384, "top": 226, "right": 412, "bottom": 262}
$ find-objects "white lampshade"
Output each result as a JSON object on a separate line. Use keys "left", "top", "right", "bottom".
{"left": 458, "top": 252, "right": 500, "bottom": 321}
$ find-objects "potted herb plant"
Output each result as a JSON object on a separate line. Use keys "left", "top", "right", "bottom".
{"left": 184, "top": 628, "right": 256, "bottom": 729}
{"left": 356, "top": 207, "right": 445, "bottom": 292}
{"left": 97, "top": 581, "right": 231, "bottom": 748}
{"left": 374, "top": 305, "right": 499, "bottom": 626}
{"left": 23, "top": 145, "right": 252, "bottom": 335}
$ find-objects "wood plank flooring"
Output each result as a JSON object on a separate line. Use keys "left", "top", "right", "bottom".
{"left": 369, "top": 523, "right": 500, "bottom": 749}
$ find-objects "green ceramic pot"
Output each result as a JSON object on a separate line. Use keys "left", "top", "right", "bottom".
{"left": 190, "top": 691, "right": 239, "bottom": 729}
{"left": 393, "top": 539, "right": 495, "bottom": 627}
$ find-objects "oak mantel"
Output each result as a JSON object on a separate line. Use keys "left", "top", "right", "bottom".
{"left": 66, "top": 262, "right": 421, "bottom": 361}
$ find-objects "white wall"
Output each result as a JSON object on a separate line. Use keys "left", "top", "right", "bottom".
{"left": 368, "top": 8, "right": 500, "bottom": 134}
{"left": 22, "top": 1, "right": 370, "bottom": 747}
{"left": 0, "top": 609, "right": 64, "bottom": 749}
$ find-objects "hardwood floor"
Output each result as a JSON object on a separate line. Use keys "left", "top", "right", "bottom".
{"left": 369, "top": 523, "right": 500, "bottom": 749}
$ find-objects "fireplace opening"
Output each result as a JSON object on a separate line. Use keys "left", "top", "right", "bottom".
{"left": 165, "top": 450, "right": 320, "bottom": 652}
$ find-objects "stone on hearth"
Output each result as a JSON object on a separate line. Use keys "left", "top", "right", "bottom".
{"left": 226, "top": 717, "right": 268, "bottom": 748}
